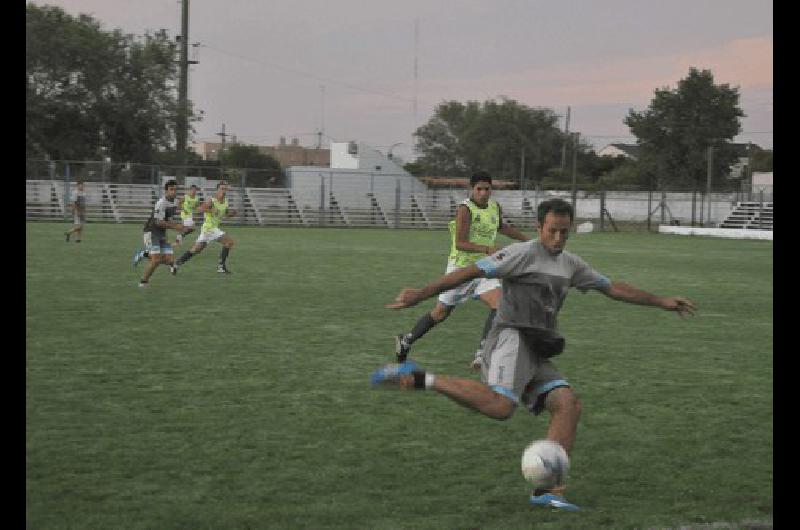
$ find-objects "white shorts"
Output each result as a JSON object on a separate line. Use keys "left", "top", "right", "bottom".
{"left": 181, "top": 216, "right": 195, "bottom": 228}
{"left": 437, "top": 260, "right": 501, "bottom": 306}
{"left": 196, "top": 227, "right": 225, "bottom": 245}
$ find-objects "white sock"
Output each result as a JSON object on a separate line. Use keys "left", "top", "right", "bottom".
{"left": 425, "top": 373, "right": 436, "bottom": 389}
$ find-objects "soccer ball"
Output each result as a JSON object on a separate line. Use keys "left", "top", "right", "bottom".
{"left": 520, "top": 439, "right": 569, "bottom": 489}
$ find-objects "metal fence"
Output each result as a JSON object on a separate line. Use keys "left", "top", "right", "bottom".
{"left": 26, "top": 177, "right": 772, "bottom": 231}
{"left": 25, "top": 159, "right": 283, "bottom": 189}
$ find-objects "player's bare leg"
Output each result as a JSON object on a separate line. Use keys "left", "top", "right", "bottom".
{"left": 139, "top": 254, "right": 162, "bottom": 286}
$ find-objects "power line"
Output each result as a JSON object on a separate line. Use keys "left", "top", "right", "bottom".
{"left": 197, "top": 42, "right": 417, "bottom": 106}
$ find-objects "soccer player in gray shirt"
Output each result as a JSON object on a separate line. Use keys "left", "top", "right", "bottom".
{"left": 138, "top": 179, "right": 187, "bottom": 287}
{"left": 371, "top": 198, "right": 696, "bottom": 511}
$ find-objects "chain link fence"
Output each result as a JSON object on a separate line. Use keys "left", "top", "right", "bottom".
{"left": 27, "top": 159, "right": 772, "bottom": 231}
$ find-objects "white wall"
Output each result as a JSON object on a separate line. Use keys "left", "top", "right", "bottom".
{"left": 330, "top": 143, "right": 359, "bottom": 169}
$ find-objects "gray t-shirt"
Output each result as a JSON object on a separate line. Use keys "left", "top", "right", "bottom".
{"left": 476, "top": 240, "right": 610, "bottom": 331}
{"left": 145, "top": 197, "right": 178, "bottom": 242}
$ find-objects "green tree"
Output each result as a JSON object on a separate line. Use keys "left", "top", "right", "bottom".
{"left": 413, "top": 97, "right": 565, "bottom": 184}
{"left": 221, "top": 144, "right": 283, "bottom": 187}
{"left": 749, "top": 149, "right": 773, "bottom": 172}
{"left": 624, "top": 68, "right": 745, "bottom": 190}
{"left": 26, "top": 4, "right": 196, "bottom": 162}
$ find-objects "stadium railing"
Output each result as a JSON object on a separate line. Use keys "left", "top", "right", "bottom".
{"left": 26, "top": 180, "right": 770, "bottom": 230}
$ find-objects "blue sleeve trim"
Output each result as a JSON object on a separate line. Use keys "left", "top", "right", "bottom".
{"left": 594, "top": 275, "right": 611, "bottom": 291}
{"left": 534, "top": 379, "right": 570, "bottom": 397}
{"left": 490, "top": 384, "right": 520, "bottom": 405}
{"left": 476, "top": 258, "right": 497, "bottom": 278}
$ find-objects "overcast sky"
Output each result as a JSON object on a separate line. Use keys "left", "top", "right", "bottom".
{"left": 31, "top": 0, "right": 773, "bottom": 160}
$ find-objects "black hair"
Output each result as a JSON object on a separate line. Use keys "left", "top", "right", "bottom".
{"left": 190, "top": 184, "right": 199, "bottom": 189}
{"left": 216, "top": 181, "right": 227, "bottom": 189}
{"left": 537, "top": 198, "right": 574, "bottom": 225}
{"left": 469, "top": 171, "right": 492, "bottom": 187}
{"left": 164, "top": 179, "right": 178, "bottom": 190}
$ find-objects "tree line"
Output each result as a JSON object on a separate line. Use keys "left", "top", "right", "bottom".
{"left": 409, "top": 68, "right": 770, "bottom": 191}
{"left": 28, "top": 4, "right": 770, "bottom": 191}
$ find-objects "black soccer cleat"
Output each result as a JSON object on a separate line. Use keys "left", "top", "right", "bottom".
{"left": 395, "top": 334, "right": 412, "bottom": 363}
{"left": 217, "top": 264, "right": 231, "bottom": 274}
{"left": 169, "top": 264, "right": 178, "bottom": 276}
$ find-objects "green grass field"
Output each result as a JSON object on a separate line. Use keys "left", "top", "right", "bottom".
{"left": 26, "top": 222, "right": 773, "bottom": 529}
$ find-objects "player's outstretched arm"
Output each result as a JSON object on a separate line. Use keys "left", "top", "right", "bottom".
{"left": 499, "top": 222, "right": 529, "bottom": 242}
{"left": 601, "top": 281, "right": 696, "bottom": 317}
{"left": 386, "top": 264, "right": 484, "bottom": 309}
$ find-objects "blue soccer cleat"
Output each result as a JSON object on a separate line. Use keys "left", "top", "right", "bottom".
{"left": 132, "top": 249, "right": 145, "bottom": 269}
{"left": 529, "top": 493, "right": 580, "bottom": 511}
{"left": 370, "top": 361, "right": 420, "bottom": 388}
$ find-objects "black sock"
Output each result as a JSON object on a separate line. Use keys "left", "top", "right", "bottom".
{"left": 407, "top": 313, "right": 438, "bottom": 344}
{"left": 219, "top": 247, "right": 230, "bottom": 265}
{"left": 176, "top": 250, "right": 194, "bottom": 266}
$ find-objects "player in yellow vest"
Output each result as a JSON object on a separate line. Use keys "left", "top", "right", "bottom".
{"left": 395, "top": 171, "right": 529, "bottom": 368}
{"left": 174, "top": 184, "right": 201, "bottom": 246}
{"left": 171, "top": 181, "right": 237, "bottom": 274}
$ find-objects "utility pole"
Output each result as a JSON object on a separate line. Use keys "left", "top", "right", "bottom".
{"left": 560, "top": 106, "right": 571, "bottom": 170}
{"left": 571, "top": 132, "right": 579, "bottom": 210}
{"left": 317, "top": 85, "right": 325, "bottom": 149}
{"left": 706, "top": 144, "right": 714, "bottom": 226}
{"left": 216, "top": 123, "right": 228, "bottom": 178}
{"left": 176, "top": 0, "right": 191, "bottom": 178}
{"left": 413, "top": 18, "right": 419, "bottom": 126}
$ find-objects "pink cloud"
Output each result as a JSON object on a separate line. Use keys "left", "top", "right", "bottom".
{"left": 410, "top": 36, "right": 772, "bottom": 110}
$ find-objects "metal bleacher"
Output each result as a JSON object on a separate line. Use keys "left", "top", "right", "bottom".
{"left": 26, "top": 180, "right": 540, "bottom": 230}
{"left": 719, "top": 201, "right": 773, "bottom": 230}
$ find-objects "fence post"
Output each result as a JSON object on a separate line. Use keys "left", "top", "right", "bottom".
{"left": 599, "top": 190, "right": 605, "bottom": 231}
{"left": 660, "top": 192, "right": 667, "bottom": 225}
{"left": 319, "top": 176, "right": 325, "bottom": 227}
{"left": 647, "top": 190, "right": 652, "bottom": 232}
{"left": 394, "top": 179, "right": 401, "bottom": 229}
{"left": 759, "top": 189, "right": 764, "bottom": 229}
{"left": 63, "top": 163, "right": 72, "bottom": 221}
{"left": 691, "top": 190, "right": 696, "bottom": 226}
{"left": 240, "top": 169, "right": 247, "bottom": 225}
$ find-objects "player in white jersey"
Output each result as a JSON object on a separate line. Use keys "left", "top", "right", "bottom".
{"left": 64, "top": 181, "right": 86, "bottom": 243}
{"left": 372, "top": 198, "right": 696, "bottom": 511}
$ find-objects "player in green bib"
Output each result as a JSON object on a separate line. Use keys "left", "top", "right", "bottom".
{"left": 171, "top": 181, "right": 238, "bottom": 274}
{"left": 175, "top": 184, "right": 201, "bottom": 246}
{"left": 394, "top": 171, "right": 529, "bottom": 368}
